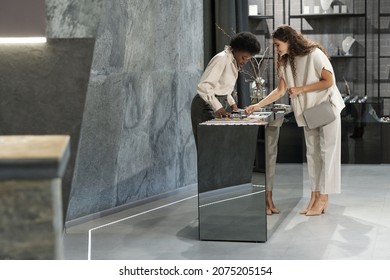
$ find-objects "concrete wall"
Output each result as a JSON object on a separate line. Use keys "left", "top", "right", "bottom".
{"left": 0, "top": 39, "right": 95, "bottom": 221}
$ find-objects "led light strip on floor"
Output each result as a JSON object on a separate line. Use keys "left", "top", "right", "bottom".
{"left": 87, "top": 194, "right": 198, "bottom": 260}
{"left": 0, "top": 37, "right": 47, "bottom": 44}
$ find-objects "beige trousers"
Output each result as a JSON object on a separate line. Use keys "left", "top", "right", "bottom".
{"left": 303, "top": 114, "right": 342, "bottom": 194}
{"left": 265, "top": 118, "right": 283, "bottom": 191}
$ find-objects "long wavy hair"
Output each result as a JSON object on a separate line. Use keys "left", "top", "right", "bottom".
{"left": 272, "top": 25, "right": 329, "bottom": 82}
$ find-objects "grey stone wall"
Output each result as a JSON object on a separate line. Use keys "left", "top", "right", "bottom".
{"left": 66, "top": 0, "right": 203, "bottom": 221}
{"left": 46, "top": 0, "right": 103, "bottom": 38}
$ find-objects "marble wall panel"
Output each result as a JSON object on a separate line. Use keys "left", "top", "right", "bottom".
{"left": 67, "top": 0, "right": 203, "bottom": 220}
{"left": 45, "top": 0, "right": 103, "bottom": 38}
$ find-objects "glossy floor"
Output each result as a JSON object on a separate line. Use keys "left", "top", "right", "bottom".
{"left": 63, "top": 164, "right": 390, "bottom": 260}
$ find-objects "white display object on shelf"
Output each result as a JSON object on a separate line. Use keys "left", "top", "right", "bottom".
{"left": 249, "top": 5, "right": 258, "bottom": 15}
{"left": 342, "top": 36, "right": 356, "bottom": 56}
{"left": 320, "top": 0, "right": 332, "bottom": 13}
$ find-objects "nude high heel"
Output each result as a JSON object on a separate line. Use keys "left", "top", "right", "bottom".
{"left": 299, "top": 191, "right": 320, "bottom": 214}
{"left": 306, "top": 194, "right": 328, "bottom": 216}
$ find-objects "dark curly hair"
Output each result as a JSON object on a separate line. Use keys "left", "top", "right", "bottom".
{"left": 230, "top": 32, "right": 261, "bottom": 55}
{"left": 272, "top": 25, "right": 329, "bottom": 82}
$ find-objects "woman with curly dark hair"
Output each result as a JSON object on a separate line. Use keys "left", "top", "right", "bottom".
{"left": 245, "top": 25, "right": 345, "bottom": 216}
{"left": 191, "top": 32, "right": 260, "bottom": 147}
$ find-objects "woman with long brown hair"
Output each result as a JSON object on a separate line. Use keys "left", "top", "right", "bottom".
{"left": 245, "top": 25, "right": 345, "bottom": 216}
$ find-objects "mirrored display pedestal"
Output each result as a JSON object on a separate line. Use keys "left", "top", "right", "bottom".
{"left": 197, "top": 125, "right": 266, "bottom": 242}
{"left": 197, "top": 112, "right": 303, "bottom": 242}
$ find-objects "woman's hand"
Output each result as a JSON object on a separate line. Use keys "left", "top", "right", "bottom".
{"left": 231, "top": 104, "right": 239, "bottom": 112}
{"left": 215, "top": 108, "right": 230, "bottom": 118}
{"left": 244, "top": 104, "right": 259, "bottom": 115}
{"left": 288, "top": 86, "right": 305, "bottom": 97}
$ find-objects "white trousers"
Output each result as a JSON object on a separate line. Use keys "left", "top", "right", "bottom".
{"left": 303, "top": 114, "right": 342, "bottom": 194}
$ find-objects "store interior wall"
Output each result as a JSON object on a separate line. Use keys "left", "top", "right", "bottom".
{"left": 66, "top": 0, "right": 203, "bottom": 221}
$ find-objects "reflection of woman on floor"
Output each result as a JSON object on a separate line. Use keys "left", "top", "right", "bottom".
{"left": 246, "top": 25, "right": 345, "bottom": 216}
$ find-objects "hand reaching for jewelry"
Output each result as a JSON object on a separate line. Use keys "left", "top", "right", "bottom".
{"left": 215, "top": 108, "right": 230, "bottom": 118}
{"left": 244, "top": 104, "right": 259, "bottom": 115}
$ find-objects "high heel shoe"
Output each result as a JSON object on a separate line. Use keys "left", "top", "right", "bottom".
{"left": 299, "top": 191, "right": 320, "bottom": 214}
{"left": 299, "top": 208, "right": 310, "bottom": 215}
{"left": 306, "top": 194, "right": 328, "bottom": 216}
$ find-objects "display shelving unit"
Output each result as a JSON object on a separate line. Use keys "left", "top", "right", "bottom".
{"left": 288, "top": 0, "right": 367, "bottom": 98}
{"left": 378, "top": 0, "right": 390, "bottom": 116}
{"left": 287, "top": 1, "right": 389, "bottom": 164}
{"left": 247, "top": 0, "right": 276, "bottom": 98}
{"left": 378, "top": 0, "right": 390, "bottom": 163}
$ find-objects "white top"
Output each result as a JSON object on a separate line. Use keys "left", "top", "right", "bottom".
{"left": 197, "top": 46, "right": 238, "bottom": 111}
{"left": 282, "top": 48, "right": 345, "bottom": 127}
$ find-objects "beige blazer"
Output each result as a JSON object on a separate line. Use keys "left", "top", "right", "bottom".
{"left": 282, "top": 48, "right": 345, "bottom": 127}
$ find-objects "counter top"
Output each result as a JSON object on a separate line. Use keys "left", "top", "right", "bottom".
{"left": 0, "top": 135, "right": 70, "bottom": 180}
{"left": 200, "top": 105, "right": 291, "bottom": 126}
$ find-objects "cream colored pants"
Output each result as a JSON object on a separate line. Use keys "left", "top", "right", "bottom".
{"left": 303, "top": 114, "right": 342, "bottom": 194}
{"left": 265, "top": 118, "right": 283, "bottom": 191}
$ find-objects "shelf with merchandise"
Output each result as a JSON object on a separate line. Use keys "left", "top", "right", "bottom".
{"left": 290, "top": 13, "right": 365, "bottom": 19}
{"left": 378, "top": 0, "right": 390, "bottom": 116}
{"left": 247, "top": 0, "right": 276, "bottom": 105}
{"left": 288, "top": 0, "right": 367, "bottom": 98}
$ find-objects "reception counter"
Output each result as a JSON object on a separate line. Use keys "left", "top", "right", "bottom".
{"left": 196, "top": 108, "right": 302, "bottom": 242}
